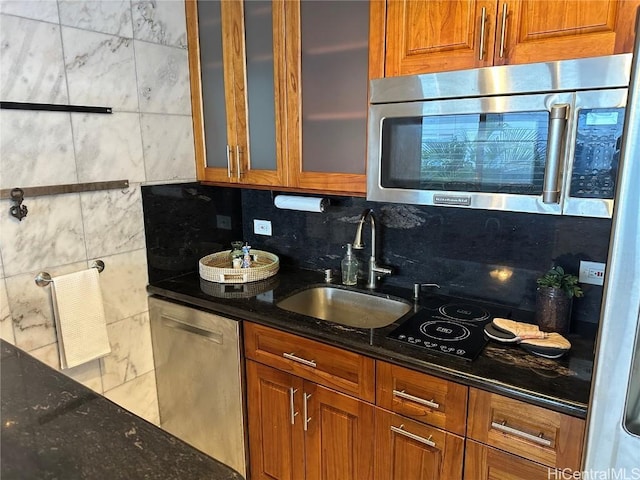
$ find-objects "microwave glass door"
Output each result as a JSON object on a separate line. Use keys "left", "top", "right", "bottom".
{"left": 381, "top": 111, "right": 549, "bottom": 194}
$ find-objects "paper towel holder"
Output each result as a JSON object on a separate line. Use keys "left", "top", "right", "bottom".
{"left": 273, "top": 194, "right": 329, "bottom": 213}
{"left": 35, "top": 260, "right": 105, "bottom": 287}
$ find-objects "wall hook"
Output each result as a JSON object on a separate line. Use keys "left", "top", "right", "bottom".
{"left": 9, "top": 188, "right": 28, "bottom": 221}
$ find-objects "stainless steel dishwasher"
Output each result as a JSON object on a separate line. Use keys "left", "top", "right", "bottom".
{"left": 149, "top": 296, "right": 247, "bottom": 476}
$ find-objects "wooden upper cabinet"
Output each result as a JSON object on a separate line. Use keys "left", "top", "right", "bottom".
{"left": 187, "top": 0, "right": 287, "bottom": 187}
{"left": 284, "top": 0, "right": 368, "bottom": 194}
{"left": 375, "top": 0, "right": 640, "bottom": 77}
{"left": 383, "top": 0, "right": 497, "bottom": 75}
{"left": 187, "top": 0, "right": 368, "bottom": 194}
{"left": 496, "top": 0, "right": 640, "bottom": 65}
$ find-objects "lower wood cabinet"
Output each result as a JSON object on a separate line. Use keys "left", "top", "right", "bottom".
{"left": 246, "top": 360, "right": 375, "bottom": 480}
{"left": 244, "top": 323, "right": 585, "bottom": 480}
{"left": 375, "top": 409, "right": 464, "bottom": 480}
{"left": 464, "top": 440, "right": 551, "bottom": 480}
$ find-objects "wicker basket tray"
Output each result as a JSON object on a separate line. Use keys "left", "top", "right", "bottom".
{"left": 198, "top": 250, "right": 279, "bottom": 284}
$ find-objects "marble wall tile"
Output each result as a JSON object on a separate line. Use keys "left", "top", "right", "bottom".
{"left": 62, "top": 27, "right": 138, "bottom": 110}
{"left": 0, "top": 110, "right": 77, "bottom": 189}
{"left": 58, "top": 0, "right": 133, "bottom": 38}
{"left": 29, "top": 342, "right": 60, "bottom": 369}
{"left": 64, "top": 358, "right": 104, "bottom": 393}
{"left": 134, "top": 41, "right": 191, "bottom": 114}
{"left": 0, "top": 1, "right": 59, "bottom": 24}
{"left": 132, "top": 0, "right": 187, "bottom": 48}
{"left": 0, "top": 15, "right": 67, "bottom": 103}
{"left": 0, "top": 196, "right": 86, "bottom": 277}
{"left": 0, "top": 279, "right": 15, "bottom": 345}
{"left": 101, "top": 311, "right": 153, "bottom": 392}
{"left": 141, "top": 113, "right": 196, "bottom": 182}
{"left": 95, "top": 249, "right": 149, "bottom": 324}
{"left": 104, "top": 370, "right": 160, "bottom": 425}
{"left": 28, "top": 342, "right": 104, "bottom": 393}
{"left": 71, "top": 112, "right": 146, "bottom": 183}
{"left": 80, "top": 185, "right": 145, "bottom": 259}
{"left": 4, "top": 261, "right": 86, "bottom": 352}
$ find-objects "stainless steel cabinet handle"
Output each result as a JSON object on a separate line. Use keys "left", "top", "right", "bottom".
{"left": 226, "top": 144, "right": 232, "bottom": 178}
{"left": 393, "top": 389, "right": 440, "bottom": 410}
{"left": 542, "top": 104, "right": 569, "bottom": 204}
{"left": 479, "top": 7, "right": 487, "bottom": 61}
{"left": 390, "top": 425, "right": 436, "bottom": 447}
{"left": 491, "top": 420, "right": 552, "bottom": 447}
{"left": 161, "top": 315, "right": 223, "bottom": 344}
{"left": 283, "top": 352, "right": 317, "bottom": 368}
{"left": 303, "top": 393, "right": 312, "bottom": 431}
{"left": 236, "top": 145, "right": 243, "bottom": 178}
{"left": 289, "top": 388, "right": 299, "bottom": 425}
{"left": 499, "top": 3, "right": 508, "bottom": 58}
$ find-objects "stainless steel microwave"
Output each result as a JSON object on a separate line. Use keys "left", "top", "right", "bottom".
{"left": 367, "top": 55, "right": 632, "bottom": 218}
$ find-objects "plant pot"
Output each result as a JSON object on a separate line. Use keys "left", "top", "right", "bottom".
{"left": 535, "top": 286, "right": 573, "bottom": 334}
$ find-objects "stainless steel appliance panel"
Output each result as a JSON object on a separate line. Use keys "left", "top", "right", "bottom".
{"left": 149, "top": 297, "right": 246, "bottom": 476}
{"left": 583, "top": 11, "right": 640, "bottom": 470}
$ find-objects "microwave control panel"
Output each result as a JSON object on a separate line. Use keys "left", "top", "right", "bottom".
{"left": 571, "top": 107, "right": 625, "bottom": 199}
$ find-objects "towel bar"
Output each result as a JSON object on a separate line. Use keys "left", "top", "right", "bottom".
{"left": 35, "top": 260, "right": 105, "bottom": 287}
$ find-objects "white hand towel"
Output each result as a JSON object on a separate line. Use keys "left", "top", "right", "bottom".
{"left": 51, "top": 268, "right": 111, "bottom": 369}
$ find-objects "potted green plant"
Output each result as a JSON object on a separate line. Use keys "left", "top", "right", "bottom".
{"left": 535, "top": 266, "right": 583, "bottom": 334}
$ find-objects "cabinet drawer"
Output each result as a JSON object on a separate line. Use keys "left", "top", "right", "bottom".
{"left": 467, "top": 388, "right": 585, "bottom": 470}
{"left": 464, "top": 440, "right": 551, "bottom": 480}
{"left": 244, "top": 322, "right": 375, "bottom": 402}
{"left": 376, "top": 362, "right": 468, "bottom": 436}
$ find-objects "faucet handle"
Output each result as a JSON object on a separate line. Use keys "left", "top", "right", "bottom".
{"left": 413, "top": 283, "right": 441, "bottom": 300}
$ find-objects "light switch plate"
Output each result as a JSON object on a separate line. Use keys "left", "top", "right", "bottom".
{"left": 579, "top": 261, "right": 606, "bottom": 286}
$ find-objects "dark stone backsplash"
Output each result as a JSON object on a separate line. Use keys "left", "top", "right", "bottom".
{"left": 142, "top": 183, "right": 611, "bottom": 332}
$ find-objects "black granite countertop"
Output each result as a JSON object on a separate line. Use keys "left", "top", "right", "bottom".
{"left": 0, "top": 340, "right": 243, "bottom": 480}
{"left": 148, "top": 268, "right": 594, "bottom": 419}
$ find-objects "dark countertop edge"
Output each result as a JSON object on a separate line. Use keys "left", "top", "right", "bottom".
{"left": 147, "top": 283, "right": 589, "bottom": 419}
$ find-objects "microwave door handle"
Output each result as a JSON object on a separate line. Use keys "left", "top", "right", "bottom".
{"left": 542, "top": 104, "right": 569, "bottom": 204}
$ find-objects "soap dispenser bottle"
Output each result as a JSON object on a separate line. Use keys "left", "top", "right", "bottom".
{"left": 341, "top": 243, "right": 359, "bottom": 286}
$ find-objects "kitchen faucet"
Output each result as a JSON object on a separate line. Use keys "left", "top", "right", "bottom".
{"left": 352, "top": 208, "right": 392, "bottom": 289}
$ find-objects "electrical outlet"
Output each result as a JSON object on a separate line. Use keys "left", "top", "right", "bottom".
{"left": 253, "top": 219, "right": 272, "bottom": 236}
{"left": 579, "top": 261, "right": 606, "bottom": 286}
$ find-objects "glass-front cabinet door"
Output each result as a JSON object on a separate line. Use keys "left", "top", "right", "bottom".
{"left": 187, "top": 0, "right": 285, "bottom": 186}
{"left": 284, "top": 0, "right": 369, "bottom": 194}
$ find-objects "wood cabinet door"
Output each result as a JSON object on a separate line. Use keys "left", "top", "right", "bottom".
{"left": 464, "top": 440, "right": 552, "bottom": 480}
{"left": 304, "top": 383, "right": 375, "bottom": 480}
{"left": 187, "top": 0, "right": 287, "bottom": 186}
{"left": 283, "top": 0, "right": 367, "bottom": 195}
{"left": 495, "top": 0, "right": 640, "bottom": 66}
{"left": 246, "top": 360, "right": 305, "bottom": 480}
{"left": 374, "top": 409, "right": 464, "bottom": 480}
{"left": 384, "top": 0, "right": 498, "bottom": 75}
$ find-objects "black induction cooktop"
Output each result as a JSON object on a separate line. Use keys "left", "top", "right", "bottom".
{"left": 388, "top": 296, "right": 513, "bottom": 361}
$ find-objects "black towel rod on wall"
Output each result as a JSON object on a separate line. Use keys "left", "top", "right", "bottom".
{"left": 0, "top": 101, "right": 112, "bottom": 114}
{"left": 2, "top": 180, "right": 130, "bottom": 222}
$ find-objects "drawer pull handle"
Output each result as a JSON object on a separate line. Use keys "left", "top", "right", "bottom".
{"left": 283, "top": 352, "right": 317, "bottom": 368}
{"left": 491, "top": 420, "right": 552, "bottom": 447}
{"left": 289, "top": 388, "right": 299, "bottom": 425}
{"left": 390, "top": 424, "right": 436, "bottom": 447}
{"left": 393, "top": 389, "right": 440, "bottom": 410}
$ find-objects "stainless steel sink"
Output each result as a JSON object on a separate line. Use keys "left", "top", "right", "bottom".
{"left": 276, "top": 286, "right": 411, "bottom": 328}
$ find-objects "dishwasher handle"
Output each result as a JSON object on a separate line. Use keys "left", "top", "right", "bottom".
{"left": 161, "top": 314, "right": 224, "bottom": 344}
